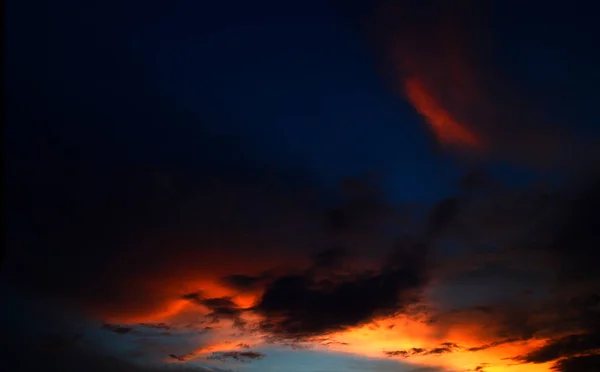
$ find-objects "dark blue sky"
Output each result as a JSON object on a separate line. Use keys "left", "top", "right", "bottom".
{"left": 5, "top": 0, "right": 488, "bottom": 204}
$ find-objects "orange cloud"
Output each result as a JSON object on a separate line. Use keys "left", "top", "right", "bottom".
{"left": 313, "top": 314, "right": 552, "bottom": 372}
{"left": 368, "top": 0, "right": 568, "bottom": 165}
{"left": 165, "top": 310, "right": 553, "bottom": 371}
{"left": 107, "top": 267, "right": 555, "bottom": 372}
{"left": 101, "top": 259, "right": 277, "bottom": 324}
{"left": 403, "top": 77, "right": 483, "bottom": 149}
{"left": 13, "top": 160, "right": 591, "bottom": 372}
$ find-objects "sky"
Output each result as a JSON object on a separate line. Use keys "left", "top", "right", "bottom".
{"left": 3, "top": 1, "right": 600, "bottom": 372}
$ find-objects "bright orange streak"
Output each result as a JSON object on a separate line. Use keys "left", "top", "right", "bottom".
{"left": 404, "top": 77, "right": 483, "bottom": 149}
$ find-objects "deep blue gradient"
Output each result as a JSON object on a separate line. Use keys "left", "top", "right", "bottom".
{"left": 4, "top": 0, "right": 469, "bottom": 205}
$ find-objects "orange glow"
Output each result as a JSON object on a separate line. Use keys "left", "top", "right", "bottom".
{"left": 404, "top": 77, "right": 483, "bottom": 149}
{"left": 372, "top": 1, "right": 495, "bottom": 153}
{"left": 94, "top": 241, "right": 554, "bottom": 372}
{"left": 323, "top": 317, "right": 552, "bottom": 371}
{"left": 110, "top": 299, "right": 191, "bottom": 324}
{"left": 96, "top": 239, "right": 551, "bottom": 371}
{"left": 94, "top": 236, "right": 306, "bottom": 323}
{"left": 108, "top": 277, "right": 261, "bottom": 325}
{"left": 110, "top": 274, "right": 554, "bottom": 372}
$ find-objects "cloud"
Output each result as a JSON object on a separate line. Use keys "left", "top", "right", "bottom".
{"left": 181, "top": 292, "right": 243, "bottom": 319}
{"left": 3, "top": 156, "right": 320, "bottom": 322}
{"left": 103, "top": 324, "right": 134, "bottom": 335}
{"left": 206, "top": 351, "right": 265, "bottom": 363}
{"left": 168, "top": 352, "right": 199, "bottom": 362}
{"left": 200, "top": 297, "right": 239, "bottom": 311}
{"left": 254, "top": 239, "right": 429, "bottom": 338}
{"left": 466, "top": 338, "right": 519, "bottom": 352}
{"left": 5, "top": 118, "right": 430, "bottom": 361}
{"left": 513, "top": 332, "right": 600, "bottom": 365}
{"left": 10, "top": 157, "right": 597, "bottom": 371}
{"left": 138, "top": 323, "right": 171, "bottom": 331}
{"left": 430, "top": 171, "right": 600, "bottom": 368}
{"left": 471, "top": 364, "right": 490, "bottom": 372}
{"left": 338, "top": 165, "right": 598, "bottom": 370}
{"left": 338, "top": 0, "right": 582, "bottom": 167}
{"left": 384, "top": 339, "right": 517, "bottom": 359}
{"left": 384, "top": 343, "right": 460, "bottom": 358}
{"left": 220, "top": 274, "right": 266, "bottom": 292}
{"left": 551, "top": 354, "right": 600, "bottom": 372}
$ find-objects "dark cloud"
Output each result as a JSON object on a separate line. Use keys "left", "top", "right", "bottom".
{"left": 425, "top": 197, "right": 460, "bottom": 238}
{"left": 406, "top": 366, "right": 451, "bottom": 372}
{"left": 254, "top": 239, "right": 429, "bottom": 338}
{"left": 312, "top": 247, "right": 349, "bottom": 268}
{"left": 513, "top": 333, "right": 600, "bottom": 364}
{"left": 384, "top": 338, "right": 521, "bottom": 360}
{"left": 202, "top": 297, "right": 243, "bottom": 319}
{"left": 384, "top": 349, "right": 421, "bottom": 358}
{"left": 101, "top": 322, "right": 178, "bottom": 338}
{"left": 102, "top": 324, "right": 134, "bottom": 335}
{"left": 181, "top": 293, "right": 245, "bottom": 326}
{"left": 551, "top": 354, "right": 600, "bottom": 372}
{"left": 503, "top": 176, "right": 600, "bottom": 368}
{"left": 421, "top": 169, "right": 600, "bottom": 369}
{"left": 466, "top": 338, "right": 519, "bottom": 352}
{"left": 168, "top": 352, "right": 198, "bottom": 362}
{"left": 138, "top": 323, "right": 171, "bottom": 331}
{"left": 472, "top": 364, "right": 490, "bottom": 372}
{"left": 384, "top": 343, "right": 460, "bottom": 358}
{"left": 181, "top": 292, "right": 204, "bottom": 304}
{"left": 220, "top": 274, "right": 266, "bottom": 292}
{"left": 201, "top": 297, "right": 239, "bottom": 311}
{"left": 206, "top": 351, "right": 265, "bottom": 362}
{"left": 458, "top": 168, "right": 496, "bottom": 192}
{"left": 320, "top": 339, "right": 350, "bottom": 347}
{"left": 548, "top": 173, "right": 600, "bottom": 289}
{"left": 429, "top": 177, "right": 554, "bottom": 248}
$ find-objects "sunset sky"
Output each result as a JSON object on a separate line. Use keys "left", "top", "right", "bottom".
{"left": 3, "top": 1, "right": 600, "bottom": 372}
